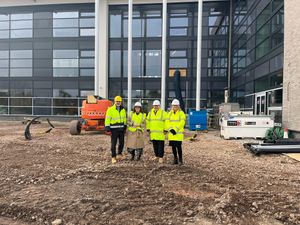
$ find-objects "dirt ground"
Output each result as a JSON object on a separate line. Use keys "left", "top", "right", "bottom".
{"left": 0, "top": 121, "right": 300, "bottom": 225}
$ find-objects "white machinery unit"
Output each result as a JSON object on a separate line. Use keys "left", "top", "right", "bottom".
{"left": 220, "top": 114, "right": 274, "bottom": 140}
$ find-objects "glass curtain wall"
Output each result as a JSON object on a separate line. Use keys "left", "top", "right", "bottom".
{"left": 0, "top": 4, "right": 95, "bottom": 115}
{"left": 108, "top": 2, "right": 229, "bottom": 111}
{"left": 231, "top": 0, "right": 283, "bottom": 113}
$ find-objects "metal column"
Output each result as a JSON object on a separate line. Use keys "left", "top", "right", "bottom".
{"left": 196, "top": 0, "right": 203, "bottom": 111}
{"left": 127, "top": 0, "right": 133, "bottom": 112}
{"left": 94, "top": 0, "right": 100, "bottom": 96}
{"left": 161, "top": 0, "right": 167, "bottom": 110}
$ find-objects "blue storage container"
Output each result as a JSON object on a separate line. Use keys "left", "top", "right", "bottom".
{"left": 188, "top": 110, "right": 207, "bottom": 131}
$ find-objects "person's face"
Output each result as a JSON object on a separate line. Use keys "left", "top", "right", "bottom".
{"left": 115, "top": 101, "right": 121, "bottom": 107}
{"left": 172, "top": 105, "right": 179, "bottom": 112}
{"left": 135, "top": 107, "right": 141, "bottom": 113}
{"left": 153, "top": 105, "right": 160, "bottom": 111}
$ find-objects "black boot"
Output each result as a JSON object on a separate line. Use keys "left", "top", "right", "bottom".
{"left": 136, "top": 149, "right": 143, "bottom": 161}
{"left": 130, "top": 151, "right": 135, "bottom": 161}
{"left": 178, "top": 156, "right": 183, "bottom": 166}
{"left": 172, "top": 157, "right": 178, "bottom": 165}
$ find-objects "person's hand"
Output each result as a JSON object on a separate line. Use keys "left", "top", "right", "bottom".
{"left": 105, "top": 131, "right": 112, "bottom": 135}
{"left": 105, "top": 126, "right": 111, "bottom": 132}
{"left": 170, "top": 129, "right": 176, "bottom": 135}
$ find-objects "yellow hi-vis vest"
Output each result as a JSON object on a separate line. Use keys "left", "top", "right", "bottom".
{"left": 128, "top": 111, "right": 146, "bottom": 132}
{"left": 166, "top": 109, "right": 186, "bottom": 141}
{"left": 146, "top": 108, "right": 167, "bottom": 141}
{"left": 105, "top": 105, "right": 127, "bottom": 129}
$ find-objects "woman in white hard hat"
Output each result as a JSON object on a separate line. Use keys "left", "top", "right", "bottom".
{"left": 166, "top": 99, "right": 186, "bottom": 165}
{"left": 126, "top": 102, "right": 146, "bottom": 161}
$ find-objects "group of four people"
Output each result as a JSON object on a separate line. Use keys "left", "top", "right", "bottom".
{"left": 104, "top": 96, "right": 186, "bottom": 165}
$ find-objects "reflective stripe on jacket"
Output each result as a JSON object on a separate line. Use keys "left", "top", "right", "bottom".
{"left": 105, "top": 105, "right": 127, "bottom": 129}
{"left": 166, "top": 110, "right": 186, "bottom": 141}
{"left": 146, "top": 108, "right": 167, "bottom": 141}
{"left": 128, "top": 111, "right": 146, "bottom": 132}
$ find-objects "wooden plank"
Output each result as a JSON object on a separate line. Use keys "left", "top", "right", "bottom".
{"left": 285, "top": 153, "right": 300, "bottom": 162}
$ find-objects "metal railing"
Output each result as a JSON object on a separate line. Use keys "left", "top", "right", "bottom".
{"left": 0, "top": 97, "right": 209, "bottom": 116}
{"left": 0, "top": 97, "right": 85, "bottom": 117}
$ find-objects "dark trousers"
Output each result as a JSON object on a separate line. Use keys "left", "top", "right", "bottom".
{"left": 111, "top": 129, "right": 125, "bottom": 157}
{"left": 170, "top": 141, "right": 183, "bottom": 162}
{"left": 152, "top": 140, "right": 165, "bottom": 158}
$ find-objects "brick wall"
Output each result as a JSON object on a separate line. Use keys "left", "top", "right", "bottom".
{"left": 283, "top": 0, "right": 300, "bottom": 132}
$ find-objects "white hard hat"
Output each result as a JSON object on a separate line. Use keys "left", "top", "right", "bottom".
{"left": 172, "top": 99, "right": 180, "bottom": 106}
{"left": 153, "top": 100, "right": 160, "bottom": 106}
{"left": 134, "top": 102, "right": 142, "bottom": 107}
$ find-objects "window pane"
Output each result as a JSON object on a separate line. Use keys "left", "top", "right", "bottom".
{"left": 80, "top": 28, "right": 94, "bottom": 36}
{"left": 170, "top": 18, "right": 188, "bottom": 27}
{"left": 123, "top": 50, "right": 143, "bottom": 77}
{"left": 80, "top": 18, "right": 94, "bottom": 27}
{"left": 53, "top": 68, "right": 78, "bottom": 77}
{"left": 80, "top": 58, "right": 94, "bottom": 67}
{"left": 81, "top": 12, "right": 95, "bottom": 17}
{"left": 0, "top": 59, "right": 9, "bottom": 67}
{"left": 171, "top": 9, "right": 188, "bottom": 16}
{"left": 80, "top": 68, "right": 94, "bottom": 76}
{"left": 169, "top": 58, "right": 187, "bottom": 68}
{"left": 80, "top": 51, "right": 94, "bottom": 57}
{"left": 0, "top": 21, "right": 9, "bottom": 30}
{"left": 53, "top": 28, "right": 78, "bottom": 37}
{"left": 0, "top": 14, "right": 9, "bottom": 21}
{"left": 53, "top": 50, "right": 78, "bottom": 58}
{"left": 10, "top": 50, "right": 32, "bottom": 58}
{"left": 53, "top": 89, "right": 78, "bottom": 97}
{"left": 53, "top": 12, "right": 78, "bottom": 19}
{"left": 145, "top": 10, "right": 161, "bottom": 17}
{"left": 53, "top": 19, "right": 78, "bottom": 28}
{"left": 109, "top": 50, "right": 121, "bottom": 77}
{"left": 0, "top": 68, "right": 8, "bottom": 77}
{"left": 170, "top": 28, "right": 187, "bottom": 36}
{"left": 11, "top": 59, "right": 32, "bottom": 68}
{"left": 123, "top": 19, "right": 144, "bottom": 37}
{"left": 110, "top": 14, "right": 121, "bottom": 38}
{"left": 170, "top": 50, "right": 186, "bottom": 57}
{"left": 146, "top": 50, "right": 161, "bottom": 77}
{"left": 10, "top": 59, "right": 32, "bottom": 68}
{"left": 11, "top": 20, "right": 33, "bottom": 29}
{"left": 53, "top": 59, "right": 78, "bottom": 67}
{"left": 0, "top": 30, "right": 9, "bottom": 39}
{"left": 10, "top": 68, "right": 32, "bottom": 77}
{"left": 10, "top": 89, "right": 32, "bottom": 97}
{"left": 146, "top": 18, "right": 161, "bottom": 37}
{"left": 11, "top": 13, "right": 33, "bottom": 20}
{"left": 11, "top": 29, "right": 32, "bottom": 38}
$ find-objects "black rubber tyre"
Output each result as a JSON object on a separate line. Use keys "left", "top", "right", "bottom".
{"left": 70, "top": 120, "right": 82, "bottom": 135}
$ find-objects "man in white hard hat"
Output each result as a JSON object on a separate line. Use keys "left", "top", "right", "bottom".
{"left": 146, "top": 100, "right": 167, "bottom": 163}
{"left": 165, "top": 99, "right": 186, "bottom": 165}
{"left": 126, "top": 102, "right": 146, "bottom": 161}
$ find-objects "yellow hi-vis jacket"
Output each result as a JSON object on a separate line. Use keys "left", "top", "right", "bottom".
{"left": 128, "top": 111, "right": 146, "bottom": 132}
{"left": 105, "top": 105, "right": 127, "bottom": 129}
{"left": 146, "top": 108, "right": 167, "bottom": 141}
{"left": 166, "top": 109, "right": 186, "bottom": 141}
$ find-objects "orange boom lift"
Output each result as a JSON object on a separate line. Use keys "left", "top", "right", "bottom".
{"left": 69, "top": 95, "right": 112, "bottom": 135}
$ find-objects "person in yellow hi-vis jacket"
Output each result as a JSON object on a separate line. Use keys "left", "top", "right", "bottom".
{"left": 126, "top": 102, "right": 146, "bottom": 161}
{"left": 105, "top": 96, "right": 127, "bottom": 164}
{"left": 166, "top": 99, "right": 186, "bottom": 165}
{"left": 146, "top": 100, "right": 168, "bottom": 164}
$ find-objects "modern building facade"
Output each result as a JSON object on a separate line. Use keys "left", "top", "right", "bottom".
{"left": 0, "top": 0, "right": 298, "bottom": 132}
